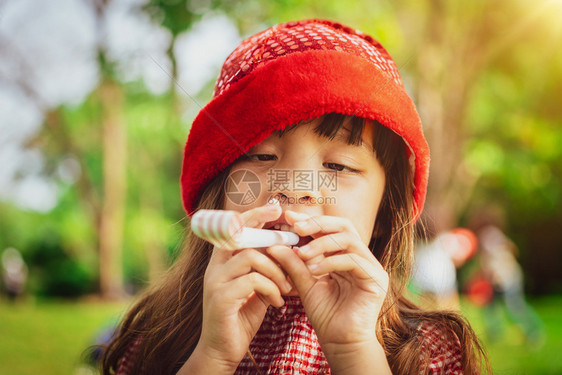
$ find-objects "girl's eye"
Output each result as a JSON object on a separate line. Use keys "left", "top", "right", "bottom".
{"left": 249, "top": 154, "right": 277, "bottom": 161}
{"left": 324, "top": 162, "right": 356, "bottom": 172}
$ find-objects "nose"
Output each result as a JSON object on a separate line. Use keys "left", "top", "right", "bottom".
{"left": 267, "top": 170, "right": 319, "bottom": 206}
{"left": 272, "top": 191, "right": 315, "bottom": 206}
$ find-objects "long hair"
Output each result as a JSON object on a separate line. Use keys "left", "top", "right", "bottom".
{"left": 102, "top": 113, "right": 489, "bottom": 374}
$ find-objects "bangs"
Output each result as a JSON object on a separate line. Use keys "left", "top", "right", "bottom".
{"left": 274, "top": 113, "right": 408, "bottom": 173}
{"left": 274, "top": 113, "right": 367, "bottom": 146}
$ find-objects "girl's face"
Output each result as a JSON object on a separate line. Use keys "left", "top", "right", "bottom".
{"left": 224, "top": 116, "right": 386, "bottom": 246}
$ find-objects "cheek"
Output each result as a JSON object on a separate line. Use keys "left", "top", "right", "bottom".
{"left": 361, "top": 195, "right": 383, "bottom": 244}
{"left": 223, "top": 165, "right": 271, "bottom": 211}
{"left": 327, "top": 181, "right": 382, "bottom": 245}
{"left": 223, "top": 167, "right": 246, "bottom": 211}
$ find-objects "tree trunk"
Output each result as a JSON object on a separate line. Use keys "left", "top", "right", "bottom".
{"left": 98, "top": 79, "right": 127, "bottom": 300}
{"left": 410, "top": 0, "right": 491, "bottom": 232}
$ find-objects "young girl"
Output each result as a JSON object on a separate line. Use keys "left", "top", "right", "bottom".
{"left": 102, "top": 19, "right": 488, "bottom": 374}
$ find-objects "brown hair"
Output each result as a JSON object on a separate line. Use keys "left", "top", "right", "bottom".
{"left": 101, "top": 113, "right": 489, "bottom": 374}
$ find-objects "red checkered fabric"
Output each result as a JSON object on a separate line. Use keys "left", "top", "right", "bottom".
{"left": 235, "top": 296, "right": 330, "bottom": 374}
{"left": 418, "top": 322, "right": 463, "bottom": 374}
{"left": 115, "top": 336, "right": 141, "bottom": 375}
{"left": 213, "top": 19, "right": 403, "bottom": 98}
{"left": 113, "top": 298, "right": 463, "bottom": 374}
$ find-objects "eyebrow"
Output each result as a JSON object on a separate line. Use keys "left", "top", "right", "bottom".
{"left": 331, "top": 127, "right": 374, "bottom": 154}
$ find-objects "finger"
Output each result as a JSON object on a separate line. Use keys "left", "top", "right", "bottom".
{"left": 305, "top": 253, "right": 326, "bottom": 268}
{"left": 240, "top": 199, "right": 282, "bottom": 229}
{"left": 225, "top": 272, "right": 285, "bottom": 307}
{"left": 308, "top": 254, "right": 389, "bottom": 295}
{"left": 209, "top": 201, "right": 282, "bottom": 265}
{"left": 286, "top": 212, "right": 360, "bottom": 238}
{"left": 267, "top": 245, "right": 316, "bottom": 296}
{"left": 207, "top": 244, "right": 231, "bottom": 267}
{"left": 207, "top": 242, "right": 242, "bottom": 266}
{"left": 298, "top": 232, "right": 371, "bottom": 261}
{"left": 219, "top": 249, "right": 292, "bottom": 294}
{"left": 283, "top": 211, "right": 323, "bottom": 240}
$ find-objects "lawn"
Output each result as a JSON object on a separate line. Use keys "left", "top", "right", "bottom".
{"left": 0, "top": 295, "right": 560, "bottom": 374}
{"left": 462, "top": 295, "right": 562, "bottom": 375}
{"left": 0, "top": 298, "right": 127, "bottom": 375}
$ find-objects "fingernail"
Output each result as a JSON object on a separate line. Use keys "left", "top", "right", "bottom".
{"left": 290, "top": 211, "right": 310, "bottom": 220}
{"left": 284, "top": 280, "right": 292, "bottom": 292}
{"left": 294, "top": 221, "right": 309, "bottom": 230}
{"left": 308, "top": 263, "right": 319, "bottom": 272}
{"left": 267, "top": 197, "right": 280, "bottom": 209}
{"left": 299, "top": 244, "right": 310, "bottom": 254}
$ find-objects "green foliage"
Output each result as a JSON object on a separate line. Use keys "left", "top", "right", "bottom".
{"left": 25, "top": 226, "right": 95, "bottom": 297}
{"left": 143, "top": 0, "right": 198, "bottom": 37}
{"left": 459, "top": 10, "right": 562, "bottom": 291}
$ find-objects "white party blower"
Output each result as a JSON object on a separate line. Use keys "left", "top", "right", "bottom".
{"left": 191, "top": 209, "right": 299, "bottom": 250}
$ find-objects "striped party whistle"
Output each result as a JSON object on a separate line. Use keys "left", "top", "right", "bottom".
{"left": 191, "top": 209, "right": 299, "bottom": 250}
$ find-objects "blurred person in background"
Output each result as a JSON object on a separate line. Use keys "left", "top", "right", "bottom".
{"left": 477, "top": 225, "right": 544, "bottom": 346}
{"left": 412, "top": 226, "right": 478, "bottom": 310}
{"left": 1, "top": 247, "right": 28, "bottom": 302}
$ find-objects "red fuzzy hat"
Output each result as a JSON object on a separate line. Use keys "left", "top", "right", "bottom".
{"left": 181, "top": 19, "right": 430, "bottom": 220}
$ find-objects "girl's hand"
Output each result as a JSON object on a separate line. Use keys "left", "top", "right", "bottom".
{"left": 192, "top": 202, "right": 292, "bottom": 372}
{"left": 267, "top": 212, "right": 391, "bottom": 372}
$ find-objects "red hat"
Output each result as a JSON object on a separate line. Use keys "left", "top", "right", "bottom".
{"left": 181, "top": 19, "right": 429, "bottom": 219}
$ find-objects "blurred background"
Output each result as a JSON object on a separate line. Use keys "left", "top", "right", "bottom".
{"left": 0, "top": 0, "right": 561, "bottom": 373}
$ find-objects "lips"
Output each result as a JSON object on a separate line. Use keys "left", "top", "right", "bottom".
{"left": 296, "top": 235, "right": 313, "bottom": 247}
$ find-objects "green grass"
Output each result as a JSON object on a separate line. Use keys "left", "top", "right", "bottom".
{"left": 463, "top": 295, "right": 562, "bottom": 375}
{"left": 0, "top": 296, "right": 560, "bottom": 374}
{"left": 0, "top": 298, "right": 127, "bottom": 375}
